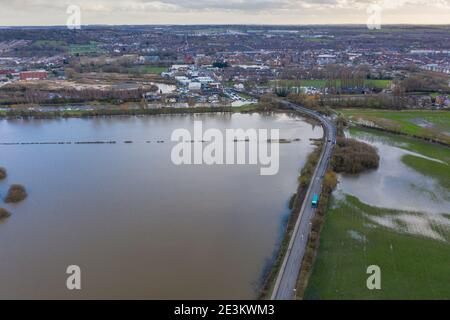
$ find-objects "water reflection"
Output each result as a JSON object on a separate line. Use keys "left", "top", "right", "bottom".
{"left": 0, "top": 113, "right": 322, "bottom": 299}
{"left": 338, "top": 130, "right": 450, "bottom": 215}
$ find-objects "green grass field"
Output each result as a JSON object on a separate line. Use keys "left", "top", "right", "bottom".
{"left": 402, "top": 155, "right": 450, "bottom": 191}
{"left": 231, "top": 104, "right": 260, "bottom": 112}
{"left": 69, "top": 42, "right": 104, "bottom": 55}
{"left": 305, "top": 195, "right": 450, "bottom": 300}
{"left": 343, "top": 109, "right": 450, "bottom": 144}
{"left": 131, "top": 66, "right": 168, "bottom": 75}
{"left": 272, "top": 79, "right": 391, "bottom": 89}
{"left": 349, "top": 127, "right": 450, "bottom": 164}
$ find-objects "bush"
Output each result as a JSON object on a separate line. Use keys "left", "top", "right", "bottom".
{"left": 0, "top": 208, "right": 11, "bottom": 219}
{"left": 332, "top": 138, "right": 380, "bottom": 174}
{"left": 4, "top": 184, "right": 28, "bottom": 203}
{"left": 0, "top": 167, "right": 6, "bottom": 180}
{"left": 323, "top": 170, "right": 338, "bottom": 193}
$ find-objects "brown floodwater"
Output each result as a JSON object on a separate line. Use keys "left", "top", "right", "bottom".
{"left": 0, "top": 113, "right": 323, "bottom": 299}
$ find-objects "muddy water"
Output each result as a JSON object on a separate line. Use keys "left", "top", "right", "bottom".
{"left": 0, "top": 113, "right": 323, "bottom": 299}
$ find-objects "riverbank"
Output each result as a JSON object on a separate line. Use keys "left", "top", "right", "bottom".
{"left": 0, "top": 103, "right": 269, "bottom": 119}
{"left": 0, "top": 106, "right": 233, "bottom": 119}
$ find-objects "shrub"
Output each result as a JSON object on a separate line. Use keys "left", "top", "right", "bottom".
{"left": 0, "top": 208, "right": 11, "bottom": 219}
{"left": 0, "top": 167, "right": 6, "bottom": 180}
{"left": 4, "top": 184, "right": 28, "bottom": 203}
{"left": 332, "top": 138, "right": 380, "bottom": 174}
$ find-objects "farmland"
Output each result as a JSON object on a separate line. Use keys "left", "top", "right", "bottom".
{"left": 68, "top": 42, "right": 105, "bottom": 55}
{"left": 348, "top": 127, "right": 450, "bottom": 164}
{"left": 342, "top": 109, "right": 450, "bottom": 145}
{"left": 305, "top": 127, "right": 450, "bottom": 300}
{"left": 305, "top": 195, "right": 450, "bottom": 300}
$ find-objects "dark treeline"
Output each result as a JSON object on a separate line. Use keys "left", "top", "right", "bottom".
{"left": 321, "top": 93, "right": 408, "bottom": 109}
{"left": 0, "top": 86, "right": 153, "bottom": 105}
{"left": 0, "top": 106, "right": 233, "bottom": 119}
{"left": 400, "top": 71, "right": 450, "bottom": 93}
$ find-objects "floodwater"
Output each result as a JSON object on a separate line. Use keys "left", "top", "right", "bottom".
{"left": 336, "top": 129, "right": 450, "bottom": 241}
{"left": 0, "top": 113, "right": 323, "bottom": 299}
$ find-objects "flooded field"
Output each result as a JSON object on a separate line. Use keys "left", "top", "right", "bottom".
{"left": 306, "top": 127, "right": 450, "bottom": 300}
{"left": 0, "top": 112, "right": 323, "bottom": 299}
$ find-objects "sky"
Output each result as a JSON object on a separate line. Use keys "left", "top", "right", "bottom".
{"left": 0, "top": 0, "right": 449, "bottom": 26}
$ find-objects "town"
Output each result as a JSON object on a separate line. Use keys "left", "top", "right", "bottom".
{"left": 0, "top": 25, "right": 449, "bottom": 113}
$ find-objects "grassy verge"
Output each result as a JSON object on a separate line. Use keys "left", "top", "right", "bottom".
{"left": 295, "top": 170, "right": 337, "bottom": 299}
{"left": 305, "top": 195, "right": 450, "bottom": 300}
{"left": 232, "top": 104, "right": 261, "bottom": 113}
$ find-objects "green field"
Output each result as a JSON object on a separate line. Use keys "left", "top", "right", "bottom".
{"left": 69, "top": 42, "right": 104, "bottom": 55}
{"left": 343, "top": 109, "right": 450, "bottom": 144}
{"left": 402, "top": 155, "right": 450, "bottom": 191}
{"left": 231, "top": 104, "right": 261, "bottom": 113}
{"left": 305, "top": 195, "right": 450, "bottom": 300}
{"left": 272, "top": 79, "right": 391, "bottom": 89}
{"left": 349, "top": 127, "right": 450, "bottom": 164}
{"left": 349, "top": 126, "right": 450, "bottom": 194}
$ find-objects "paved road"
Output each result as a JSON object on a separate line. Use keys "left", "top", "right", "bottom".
{"left": 271, "top": 101, "right": 336, "bottom": 300}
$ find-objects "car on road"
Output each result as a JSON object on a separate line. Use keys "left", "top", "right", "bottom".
{"left": 312, "top": 194, "right": 319, "bottom": 208}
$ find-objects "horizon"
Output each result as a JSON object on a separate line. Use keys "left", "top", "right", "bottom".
{"left": 1, "top": 0, "right": 450, "bottom": 26}
{"left": 1, "top": 23, "right": 450, "bottom": 28}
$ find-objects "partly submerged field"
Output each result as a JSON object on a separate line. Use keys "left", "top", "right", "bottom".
{"left": 342, "top": 109, "right": 450, "bottom": 145}
{"left": 306, "top": 128, "right": 450, "bottom": 300}
{"left": 306, "top": 195, "right": 450, "bottom": 300}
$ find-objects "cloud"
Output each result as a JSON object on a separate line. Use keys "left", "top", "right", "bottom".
{"left": 0, "top": 0, "right": 449, "bottom": 25}
{"left": 2, "top": 0, "right": 449, "bottom": 13}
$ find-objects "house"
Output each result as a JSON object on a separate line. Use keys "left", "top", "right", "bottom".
{"left": 188, "top": 82, "right": 202, "bottom": 91}
{"left": 317, "top": 54, "right": 337, "bottom": 65}
{"left": 0, "top": 69, "right": 14, "bottom": 80}
{"left": 20, "top": 70, "right": 47, "bottom": 80}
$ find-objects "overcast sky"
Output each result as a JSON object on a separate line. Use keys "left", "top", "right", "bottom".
{"left": 0, "top": 0, "right": 449, "bottom": 26}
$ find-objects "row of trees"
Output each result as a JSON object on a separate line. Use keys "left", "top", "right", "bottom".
{"left": 1, "top": 87, "right": 150, "bottom": 105}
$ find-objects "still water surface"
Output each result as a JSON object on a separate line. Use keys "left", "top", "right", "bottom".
{"left": 0, "top": 113, "right": 322, "bottom": 299}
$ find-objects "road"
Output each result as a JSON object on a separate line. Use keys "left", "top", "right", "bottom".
{"left": 271, "top": 100, "right": 336, "bottom": 300}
